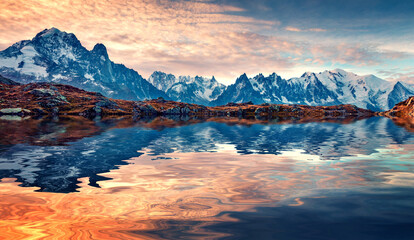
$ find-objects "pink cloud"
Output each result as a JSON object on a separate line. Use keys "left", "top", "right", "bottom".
{"left": 378, "top": 69, "right": 414, "bottom": 84}
{"left": 285, "top": 26, "right": 302, "bottom": 32}
{"left": 285, "top": 26, "right": 327, "bottom": 32}
{"left": 308, "top": 43, "right": 410, "bottom": 67}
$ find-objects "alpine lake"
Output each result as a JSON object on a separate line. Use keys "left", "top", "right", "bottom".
{"left": 0, "top": 115, "right": 413, "bottom": 240}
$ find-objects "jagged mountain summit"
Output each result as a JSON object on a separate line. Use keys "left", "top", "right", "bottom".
{"left": 213, "top": 69, "right": 414, "bottom": 111}
{"left": 148, "top": 71, "right": 177, "bottom": 92}
{"left": 0, "top": 28, "right": 167, "bottom": 101}
{"left": 149, "top": 71, "right": 225, "bottom": 105}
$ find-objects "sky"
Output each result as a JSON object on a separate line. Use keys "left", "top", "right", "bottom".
{"left": 0, "top": 0, "right": 413, "bottom": 84}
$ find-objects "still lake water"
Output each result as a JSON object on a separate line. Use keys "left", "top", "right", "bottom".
{"left": 0, "top": 116, "right": 413, "bottom": 239}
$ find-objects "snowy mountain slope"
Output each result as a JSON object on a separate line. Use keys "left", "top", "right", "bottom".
{"left": 149, "top": 71, "right": 226, "bottom": 105}
{"left": 213, "top": 69, "right": 413, "bottom": 110}
{"left": 0, "top": 28, "right": 168, "bottom": 101}
{"left": 213, "top": 72, "right": 340, "bottom": 107}
{"left": 148, "top": 71, "right": 177, "bottom": 92}
{"left": 305, "top": 69, "right": 392, "bottom": 110}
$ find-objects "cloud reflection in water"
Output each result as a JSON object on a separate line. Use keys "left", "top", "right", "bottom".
{"left": 0, "top": 116, "right": 413, "bottom": 239}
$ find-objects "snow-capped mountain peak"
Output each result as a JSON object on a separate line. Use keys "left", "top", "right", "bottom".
{"left": 92, "top": 43, "right": 109, "bottom": 59}
{"left": 36, "top": 27, "right": 62, "bottom": 38}
{"left": 150, "top": 71, "right": 226, "bottom": 105}
{"left": 300, "top": 71, "right": 317, "bottom": 78}
{"left": 330, "top": 68, "right": 348, "bottom": 75}
{"left": 148, "top": 71, "right": 178, "bottom": 92}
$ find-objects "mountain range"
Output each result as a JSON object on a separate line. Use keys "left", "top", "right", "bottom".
{"left": 0, "top": 28, "right": 413, "bottom": 111}
{"left": 213, "top": 70, "right": 414, "bottom": 111}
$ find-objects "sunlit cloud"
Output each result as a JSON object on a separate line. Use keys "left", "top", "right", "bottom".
{"left": 309, "top": 28, "right": 327, "bottom": 32}
{"left": 377, "top": 68, "right": 414, "bottom": 84}
{"left": 285, "top": 26, "right": 327, "bottom": 32}
{"left": 285, "top": 26, "right": 302, "bottom": 32}
{"left": 309, "top": 43, "right": 410, "bottom": 66}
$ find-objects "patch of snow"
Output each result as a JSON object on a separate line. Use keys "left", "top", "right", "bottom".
{"left": 52, "top": 74, "right": 70, "bottom": 82}
{"left": 84, "top": 73, "right": 94, "bottom": 81}
{"left": 38, "top": 28, "right": 61, "bottom": 38}
{"left": 171, "top": 83, "right": 183, "bottom": 92}
{"left": 60, "top": 47, "right": 77, "bottom": 61}
{"left": 0, "top": 45, "right": 48, "bottom": 79}
{"left": 281, "top": 96, "right": 289, "bottom": 102}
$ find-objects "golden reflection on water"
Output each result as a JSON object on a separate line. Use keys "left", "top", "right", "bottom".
{"left": 0, "top": 144, "right": 413, "bottom": 239}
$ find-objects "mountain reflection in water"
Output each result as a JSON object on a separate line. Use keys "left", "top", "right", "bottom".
{"left": 0, "top": 116, "right": 413, "bottom": 239}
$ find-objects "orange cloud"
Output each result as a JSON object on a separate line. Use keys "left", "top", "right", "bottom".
{"left": 285, "top": 26, "right": 302, "bottom": 32}
{"left": 285, "top": 26, "right": 327, "bottom": 32}
{"left": 378, "top": 68, "right": 414, "bottom": 84}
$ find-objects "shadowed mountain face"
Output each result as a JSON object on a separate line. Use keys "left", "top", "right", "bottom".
{"left": 0, "top": 74, "right": 20, "bottom": 85}
{"left": 0, "top": 116, "right": 412, "bottom": 193}
{"left": 388, "top": 82, "right": 414, "bottom": 108}
{"left": 0, "top": 28, "right": 167, "bottom": 101}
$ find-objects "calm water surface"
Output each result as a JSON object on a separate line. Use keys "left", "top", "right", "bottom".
{"left": 0, "top": 116, "right": 413, "bottom": 239}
